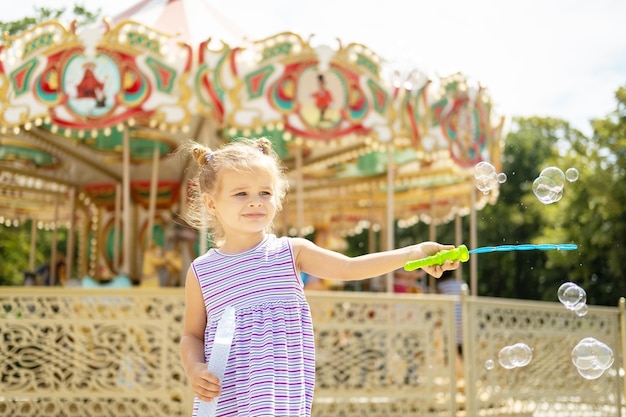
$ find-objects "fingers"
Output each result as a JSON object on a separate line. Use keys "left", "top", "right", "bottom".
{"left": 193, "top": 372, "right": 221, "bottom": 402}
{"left": 423, "top": 259, "right": 460, "bottom": 278}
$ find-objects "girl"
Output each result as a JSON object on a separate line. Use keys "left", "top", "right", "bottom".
{"left": 179, "top": 137, "right": 459, "bottom": 417}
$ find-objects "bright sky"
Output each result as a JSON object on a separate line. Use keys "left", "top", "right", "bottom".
{"left": 5, "top": 0, "right": 626, "bottom": 137}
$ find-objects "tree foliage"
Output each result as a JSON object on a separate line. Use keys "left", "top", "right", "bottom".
{"left": 541, "top": 86, "right": 626, "bottom": 306}
{"left": 0, "top": 4, "right": 100, "bottom": 35}
{"left": 473, "top": 88, "right": 626, "bottom": 307}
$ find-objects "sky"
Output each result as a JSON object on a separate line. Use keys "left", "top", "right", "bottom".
{"left": 4, "top": 0, "right": 626, "bottom": 137}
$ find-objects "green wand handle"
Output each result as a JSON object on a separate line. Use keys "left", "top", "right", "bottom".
{"left": 404, "top": 245, "right": 470, "bottom": 271}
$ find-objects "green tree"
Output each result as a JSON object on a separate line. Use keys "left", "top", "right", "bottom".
{"left": 540, "top": 86, "right": 626, "bottom": 306}
{"left": 0, "top": 4, "right": 100, "bottom": 35}
{"left": 474, "top": 117, "right": 571, "bottom": 299}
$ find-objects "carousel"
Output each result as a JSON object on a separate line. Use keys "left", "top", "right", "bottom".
{"left": 0, "top": 0, "right": 504, "bottom": 291}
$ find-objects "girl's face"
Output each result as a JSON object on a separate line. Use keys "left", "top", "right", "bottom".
{"left": 204, "top": 165, "right": 278, "bottom": 240}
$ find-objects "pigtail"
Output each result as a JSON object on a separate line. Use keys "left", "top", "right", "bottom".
{"left": 191, "top": 145, "right": 214, "bottom": 166}
{"left": 256, "top": 137, "right": 273, "bottom": 155}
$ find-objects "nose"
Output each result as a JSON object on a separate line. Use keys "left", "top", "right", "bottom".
{"left": 248, "top": 197, "right": 262, "bottom": 207}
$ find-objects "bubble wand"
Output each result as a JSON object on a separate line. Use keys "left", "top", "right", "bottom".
{"left": 404, "top": 243, "right": 578, "bottom": 271}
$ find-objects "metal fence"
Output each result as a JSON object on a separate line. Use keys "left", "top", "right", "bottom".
{"left": 0, "top": 287, "right": 624, "bottom": 417}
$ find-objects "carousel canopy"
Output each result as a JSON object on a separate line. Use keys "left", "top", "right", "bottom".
{"left": 0, "top": 0, "right": 504, "bottom": 235}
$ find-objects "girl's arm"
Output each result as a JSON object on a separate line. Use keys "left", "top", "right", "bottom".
{"left": 291, "top": 237, "right": 458, "bottom": 281}
{"left": 179, "top": 267, "right": 221, "bottom": 401}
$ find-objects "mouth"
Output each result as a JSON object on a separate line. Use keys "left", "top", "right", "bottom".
{"left": 243, "top": 213, "right": 265, "bottom": 219}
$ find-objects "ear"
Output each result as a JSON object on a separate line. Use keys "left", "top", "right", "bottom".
{"left": 202, "top": 193, "right": 215, "bottom": 213}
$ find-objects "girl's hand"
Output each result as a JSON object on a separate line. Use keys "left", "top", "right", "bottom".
{"left": 422, "top": 259, "right": 460, "bottom": 278}
{"left": 189, "top": 362, "right": 221, "bottom": 401}
{"left": 414, "top": 242, "right": 461, "bottom": 277}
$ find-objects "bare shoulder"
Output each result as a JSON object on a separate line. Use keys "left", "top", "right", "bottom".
{"left": 288, "top": 236, "right": 315, "bottom": 254}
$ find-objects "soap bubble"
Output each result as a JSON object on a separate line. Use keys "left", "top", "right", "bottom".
{"left": 557, "top": 282, "right": 586, "bottom": 311}
{"left": 565, "top": 167, "right": 579, "bottom": 182}
{"left": 533, "top": 167, "right": 566, "bottom": 204}
{"left": 498, "top": 346, "right": 516, "bottom": 369}
{"left": 498, "top": 342, "right": 533, "bottom": 369}
{"left": 540, "top": 166, "right": 566, "bottom": 185}
{"left": 474, "top": 162, "right": 498, "bottom": 193}
{"left": 571, "top": 337, "right": 614, "bottom": 380}
{"left": 485, "top": 359, "right": 495, "bottom": 370}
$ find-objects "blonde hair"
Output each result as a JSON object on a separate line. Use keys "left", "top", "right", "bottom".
{"left": 182, "top": 137, "right": 289, "bottom": 246}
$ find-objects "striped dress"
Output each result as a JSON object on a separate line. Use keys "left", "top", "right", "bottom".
{"left": 191, "top": 234, "right": 315, "bottom": 417}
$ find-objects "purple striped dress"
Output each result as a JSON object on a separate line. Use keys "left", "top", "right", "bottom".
{"left": 191, "top": 234, "right": 315, "bottom": 417}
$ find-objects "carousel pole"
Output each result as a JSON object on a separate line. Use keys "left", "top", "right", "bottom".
{"left": 146, "top": 145, "right": 161, "bottom": 246}
{"left": 113, "top": 183, "right": 122, "bottom": 270}
{"left": 50, "top": 196, "right": 60, "bottom": 286}
{"left": 385, "top": 143, "right": 395, "bottom": 293}
{"left": 29, "top": 217, "right": 37, "bottom": 274}
{"left": 122, "top": 125, "right": 132, "bottom": 276}
{"left": 66, "top": 187, "right": 76, "bottom": 283}
{"left": 368, "top": 184, "right": 375, "bottom": 254}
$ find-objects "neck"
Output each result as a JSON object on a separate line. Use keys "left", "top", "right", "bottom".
{"left": 218, "top": 232, "right": 267, "bottom": 254}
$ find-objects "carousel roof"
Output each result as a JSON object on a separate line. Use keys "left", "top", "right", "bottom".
{"left": 0, "top": 0, "right": 504, "bottom": 235}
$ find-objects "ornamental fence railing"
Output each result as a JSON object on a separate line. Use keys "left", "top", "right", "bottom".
{"left": 0, "top": 287, "right": 624, "bottom": 417}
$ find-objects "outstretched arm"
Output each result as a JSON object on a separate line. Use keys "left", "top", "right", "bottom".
{"left": 291, "top": 237, "right": 458, "bottom": 281}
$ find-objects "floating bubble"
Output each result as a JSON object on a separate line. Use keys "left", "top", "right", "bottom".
{"left": 497, "top": 172, "right": 507, "bottom": 183}
{"left": 474, "top": 162, "right": 498, "bottom": 192}
{"left": 498, "top": 342, "right": 533, "bottom": 369}
{"left": 557, "top": 282, "right": 586, "bottom": 310}
{"left": 533, "top": 167, "right": 566, "bottom": 204}
{"left": 565, "top": 167, "right": 579, "bottom": 182}
{"left": 540, "top": 166, "right": 566, "bottom": 185}
{"left": 532, "top": 177, "right": 562, "bottom": 204}
{"left": 571, "top": 337, "right": 614, "bottom": 380}
{"left": 485, "top": 359, "right": 495, "bottom": 370}
{"left": 509, "top": 342, "right": 533, "bottom": 367}
{"left": 498, "top": 346, "right": 516, "bottom": 369}
{"left": 474, "top": 161, "right": 496, "bottom": 178}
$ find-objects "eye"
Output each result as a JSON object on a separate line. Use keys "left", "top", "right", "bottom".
{"left": 234, "top": 191, "right": 247, "bottom": 197}
{"left": 260, "top": 191, "right": 272, "bottom": 196}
